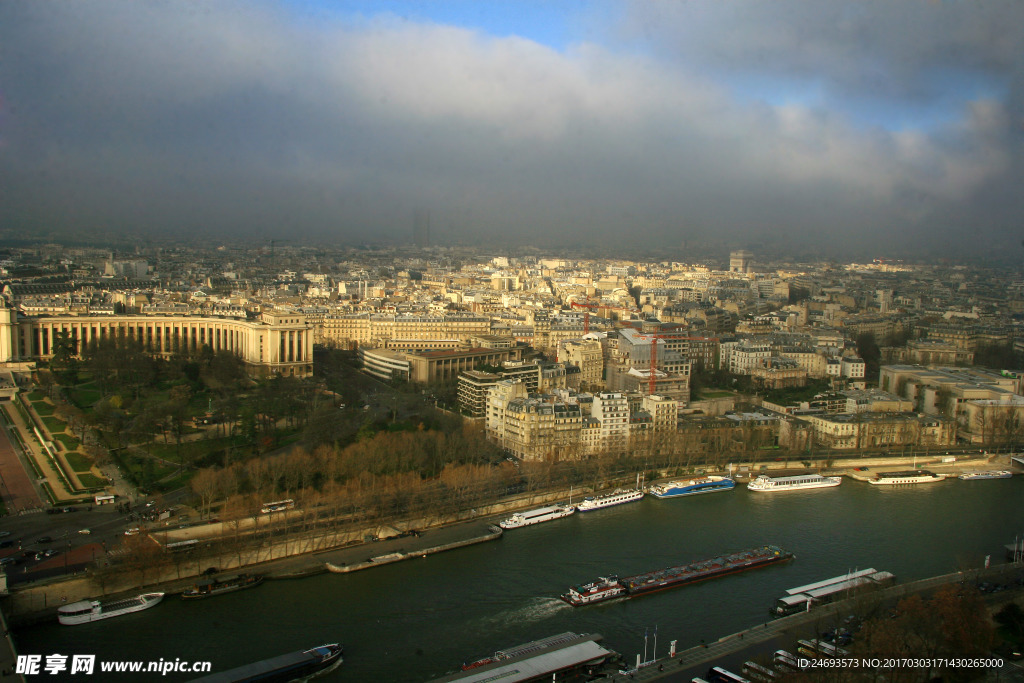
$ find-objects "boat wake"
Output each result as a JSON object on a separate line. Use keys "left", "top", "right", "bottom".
{"left": 477, "top": 597, "right": 568, "bottom": 628}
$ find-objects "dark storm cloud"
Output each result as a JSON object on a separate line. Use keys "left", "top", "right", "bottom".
{"left": 0, "top": 1, "right": 1021, "bottom": 258}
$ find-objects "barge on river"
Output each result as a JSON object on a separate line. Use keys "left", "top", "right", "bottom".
{"left": 562, "top": 545, "right": 792, "bottom": 606}
{"left": 182, "top": 573, "right": 263, "bottom": 600}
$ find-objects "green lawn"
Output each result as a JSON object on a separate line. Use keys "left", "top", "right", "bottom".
{"left": 147, "top": 436, "right": 241, "bottom": 465}
{"left": 26, "top": 391, "right": 46, "bottom": 402}
{"left": 64, "top": 450, "right": 94, "bottom": 472}
{"left": 155, "top": 470, "right": 195, "bottom": 492}
{"left": 32, "top": 401, "right": 55, "bottom": 416}
{"left": 76, "top": 473, "right": 106, "bottom": 488}
{"left": 70, "top": 387, "right": 103, "bottom": 408}
{"left": 41, "top": 416, "right": 67, "bottom": 434}
{"left": 53, "top": 433, "right": 82, "bottom": 452}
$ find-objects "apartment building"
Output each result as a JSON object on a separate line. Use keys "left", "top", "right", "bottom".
{"left": 557, "top": 339, "right": 604, "bottom": 388}
{"left": 591, "top": 392, "right": 630, "bottom": 454}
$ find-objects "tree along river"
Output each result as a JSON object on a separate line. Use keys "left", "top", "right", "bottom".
{"left": 16, "top": 476, "right": 1024, "bottom": 681}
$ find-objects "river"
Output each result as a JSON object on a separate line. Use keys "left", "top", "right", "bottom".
{"left": 15, "top": 476, "right": 1023, "bottom": 681}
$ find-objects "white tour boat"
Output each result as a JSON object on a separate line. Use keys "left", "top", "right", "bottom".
{"left": 747, "top": 474, "right": 842, "bottom": 492}
{"left": 499, "top": 505, "right": 575, "bottom": 529}
{"left": 867, "top": 470, "right": 946, "bottom": 486}
{"left": 58, "top": 592, "right": 164, "bottom": 625}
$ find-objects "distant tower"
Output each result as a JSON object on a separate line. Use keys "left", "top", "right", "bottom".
{"left": 729, "top": 250, "right": 753, "bottom": 274}
{"left": 413, "top": 209, "right": 431, "bottom": 248}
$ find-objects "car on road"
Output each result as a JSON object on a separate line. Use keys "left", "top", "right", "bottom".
{"left": 36, "top": 536, "right": 54, "bottom": 544}
{"left": 124, "top": 527, "right": 140, "bottom": 536}
{"left": 0, "top": 531, "right": 10, "bottom": 538}
{"left": 78, "top": 529, "right": 91, "bottom": 535}
{"left": 41, "top": 549, "right": 58, "bottom": 558}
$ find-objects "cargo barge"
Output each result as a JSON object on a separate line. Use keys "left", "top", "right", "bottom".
{"left": 621, "top": 545, "right": 792, "bottom": 596}
{"left": 562, "top": 545, "right": 792, "bottom": 605}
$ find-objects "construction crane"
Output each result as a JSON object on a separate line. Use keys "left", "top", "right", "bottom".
{"left": 570, "top": 300, "right": 598, "bottom": 335}
{"left": 646, "top": 333, "right": 669, "bottom": 396}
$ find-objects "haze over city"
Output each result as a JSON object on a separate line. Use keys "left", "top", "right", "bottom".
{"left": 1, "top": 1, "right": 1023, "bottom": 260}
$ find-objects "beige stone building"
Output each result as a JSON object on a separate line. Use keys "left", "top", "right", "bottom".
{"left": 557, "top": 339, "right": 604, "bottom": 389}
{"left": 0, "top": 305, "right": 314, "bottom": 377}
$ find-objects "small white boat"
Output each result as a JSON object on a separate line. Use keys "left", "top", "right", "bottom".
{"left": 499, "top": 505, "right": 575, "bottom": 529}
{"left": 958, "top": 470, "right": 1013, "bottom": 480}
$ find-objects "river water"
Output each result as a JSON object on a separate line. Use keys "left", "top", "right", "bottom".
{"left": 16, "top": 476, "right": 1024, "bottom": 681}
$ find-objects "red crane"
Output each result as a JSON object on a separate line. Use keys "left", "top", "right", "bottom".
{"left": 646, "top": 332, "right": 670, "bottom": 396}
{"left": 570, "top": 300, "right": 598, "bottom": 335}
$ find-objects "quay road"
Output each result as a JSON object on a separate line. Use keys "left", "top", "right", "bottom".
{"left": 602, "top": 564, "right": 1024, "bottom": 682}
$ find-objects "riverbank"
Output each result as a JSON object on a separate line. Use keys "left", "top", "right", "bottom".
{"left": 3, "top": 451, "right": 1016, "bottom": 627}
{"left": 603, "top": 562, "right": 1024, "bottom": 681}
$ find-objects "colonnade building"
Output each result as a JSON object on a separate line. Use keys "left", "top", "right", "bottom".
{"left": 0, "top": 305, "right": 314, "bottom": 377}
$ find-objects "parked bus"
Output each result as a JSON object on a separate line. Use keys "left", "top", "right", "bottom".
{"left": 773, "top": 650, "right": 799, "bottom": 671}
{"left": 260, "top": 499, "right": 295, "bottom": 514}
{"left": 742, "top": 661, "right": 779, "bottom": 682}
{"left": 796, "top": 639, "right": 848, "bottom": 659}
{"left": 706, "top": 667, "right": 751, "bottom": 683}
{"left": 164, "top": 539, "right": 199, "bottom": 553}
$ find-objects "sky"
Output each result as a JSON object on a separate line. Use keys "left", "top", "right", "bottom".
{"left": 1, "top": 1, "right": 1023, "bottom": 261}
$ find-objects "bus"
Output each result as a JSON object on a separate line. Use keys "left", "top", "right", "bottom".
{"left": 796, "top": 639, "right": 849, "bottom": 659}
{"left": 706, "top": 667, "right": 751, "bottom": 683}
{"left": 772, "top": 650, "right": 799, "bottom": 671}
{"left": 795, "top": 640, "right": 819, "bottom": 659}
{"left": 260, "top": 499, "right": 295, "bottom": 514}
{"left": 164, "top": 539, "right": 199, "bottom": 553}
{"left": 742, "top": 661, "right": 779, "bottom": 682}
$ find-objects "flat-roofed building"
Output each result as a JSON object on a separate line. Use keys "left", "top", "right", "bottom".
{"left": 457, "top": 370, "right": 500, "bottom": 418}
{"left": 1, "top": 305, "right": 314, "bottom": 377}
{"left": 803, "top": 412, "right": 955, "bottom": 450}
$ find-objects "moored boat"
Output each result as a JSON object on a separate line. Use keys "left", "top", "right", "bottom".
{"left": 748, "top": 474, "right": 842, "bottom": 492}
{"left": 773, "top": 569, "right": 895, "bottom": 615}
{"left": 560, "top": 576, "right": 627, "bottom": 606}
{"left": 58, "top": 592, "right": 164, "bottom": 625}
{"left": 868, "top": 470, "right": 946, "bottom": 486}
{"left": 182, "top": 573, "right": 264, "bottom": 600}
{"left": 190, "top": 643, "right": 343, "bottom": 683}
{"left": 576, "top": 488, "right": 644, "bottom": 512}
{"left": 499, "top": 505, "right": 575, "bottom": 529}
{"left": 648, "top": 475, "right": 734, "bottom": 498}
{"left": 958, "top": 470, "right": 1013, "bottom": 480}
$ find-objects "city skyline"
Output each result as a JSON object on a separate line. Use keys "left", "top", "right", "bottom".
{"left": 1, "top": 1, "right": 1023, "bottom": 259}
